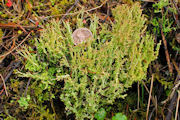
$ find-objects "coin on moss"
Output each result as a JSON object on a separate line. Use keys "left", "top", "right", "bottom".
{"left": 72, "top": 28, "right": 93, "bottom": 45}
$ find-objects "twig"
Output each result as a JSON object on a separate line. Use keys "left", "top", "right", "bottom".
{"left": 172, "top": 59, "right": 180, "bottom": 75}
{"left": 2, "top": 0, "right": 14, "bottom": 16}
{"left": 148, "top": 107, "right": 155, "bottom": 120}
{"left": 0, "top": 24, "right": 41, "bottom": 29}
{"left": 141, "top": 2, "right": 149, "bottom": 9}
{"left": 148, "top": 95, "right": 158, "bottom": 119}
{"left": 142, "top": 80, "right": 150, "bottom": 94}
{"left": 175, "top": 90, "right": 179, "bottom": 120}
{"left": 0, "top": 23, "right": 27, "bottom": 33}
{"left": 28, "top": 18, "right": 42, "bottom": 28}
{"left": 162, "top": 81, "right": 180, "bottom": 104}
{"left": 46, "top": 0, "right": 108, "bottom": 19}
{"left": 1, "top": 37, "right": 17, "bottom": 60}
{"left": 160, "top": 24, "right": 173, "bottom": 74}
{"left": 165, "top": 75, "right": 180, "bottom": 120}
{"left": 146, "top": 74, "right": 154, "bottom": 120}
{"left": 165, "top": 90, "right": 178, "bottom": 120}
{"left": 171, "top": 0, "right": 180, "bottom": 15}
{"left": 0, "top": 60, "right": 21, "bottom": 89}
{"left": 24, "top": 78, "right": 31, "bottom": 97}
{"left": 60, "top": 0, "right": 79, "bottom": 21}
{"left": 85, "top": 0, "right": 108, "bottom": 13}
{"left": 0, "top": 32, "right": 31, "bottom": 60}
{"left": 0, "top": 89, "right": 4, "bottom": 95}
{"left": 170, "top": 0, "right": 180, "bottom": 28}
{"left": 0, "top": 74, "right": 8, "bottom": 96}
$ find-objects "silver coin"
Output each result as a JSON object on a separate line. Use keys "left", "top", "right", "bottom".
{"left": 72, "top": 28, "right": 93, "bottom": 45}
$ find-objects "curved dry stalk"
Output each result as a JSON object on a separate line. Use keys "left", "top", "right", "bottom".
{"left": 146, "top": 75, "right": 154, "bottom": 120}
{"left": 0, "top": 32, "right": 31, "bottom": 63}
{"left": 160, "top": 25, "right": 173, "bottom": 74}
{"left": 165, "top": 75, "right": 180, "bottom": 120}
{"left": 46, "top": 0, "right": 109, "bottom": 19}
{"left": 175, "top": 90, "right": 180, "bottom": 120}
{"left": 0, "top": 74, "right": 8, "bottom": 96}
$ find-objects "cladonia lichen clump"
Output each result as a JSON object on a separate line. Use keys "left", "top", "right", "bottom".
{"left": 17, "top": 3, "right": 160, "bottom": 120}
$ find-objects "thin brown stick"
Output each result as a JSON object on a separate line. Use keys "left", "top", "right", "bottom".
{"left": 160, "top": 24, "right": 173, "bottom": 74}
{"left": 172, "top": 59, "right": 180, "bottom": 75}
{"left": 49, "top": 0, "right": 108, "bottom": 19}
{"left": 171, "top": 0, "right": 180, "bottom": 15}
{"left": 1, "top": 40, "right": 17, "bottom": 59}
{"left": 60, "top": 0, "right": 79, "bottom": 21}
{"left": 146, "top": 74, "right": 154, "bottom": 120}
{"left": 0, "top": 60, "right": 21, "bottom": 89}
{"left": 24, "top": 78, "right": 31, "bottom": 97}
{"left": 165, "top": 75, "right": 180, "bottom": 120}
{"left": 142, "top": 80, "right": 150, "bottom": 94}
{"left": 0, "top": 89, "right": 4, "bottom": 95}
{"left": 170, "top": 0, "right": 180, "bottom": 28}
{"left": 175, "top": 90, "right": 179, "bottom": 120}
{"left": 0, "top": 23, "right": 27, "bottom": 33}
{"left": 0, "top": 74, "right": 8, "bottom": 96}
{"left": 0, "top": 32, "right": 31, "bottom": 59}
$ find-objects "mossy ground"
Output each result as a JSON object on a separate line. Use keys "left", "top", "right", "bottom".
{"left": 0, "top": 0, "right": 179, "bottom": 120}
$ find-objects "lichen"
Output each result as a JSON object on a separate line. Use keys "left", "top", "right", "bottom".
{"left": 17, "top": 3, "right": 160, "bottom": 120}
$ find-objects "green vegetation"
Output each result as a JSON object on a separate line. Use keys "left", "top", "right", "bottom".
{"left": 13, "top": 3, "right": 160, "bottom": 120}
{"left": 17, "top": 95, "right": 31, "bottom": 109}
{"left": 94, "top": 108, "right": 127, "bottom": 120}
{"left": 151, "top": 0, "right": 176, "bottom": 36}
{"left": 151, "top": 0, "right": 180, "bottom": 53}
{"left": 112, "top": 113, "right": 127, "bottom": 120}
{"left": 1, "top": 0, "right": 180, "bottom": 119}
{"left": 94, "top": 108, "right": 107, "bottom": 120}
